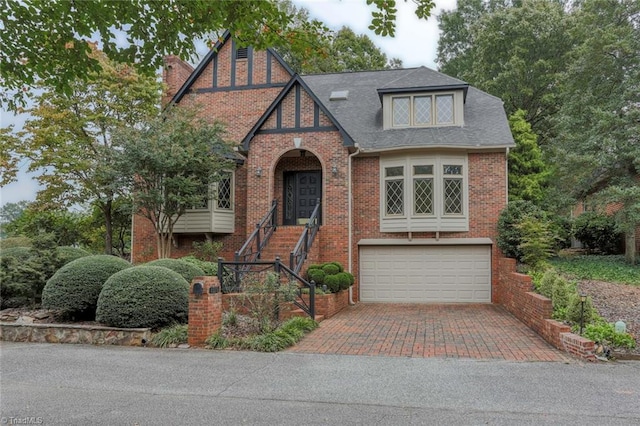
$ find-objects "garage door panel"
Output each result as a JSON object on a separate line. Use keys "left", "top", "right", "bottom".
{"left": 359, "top": 245, "right": 491, "bottom": 303}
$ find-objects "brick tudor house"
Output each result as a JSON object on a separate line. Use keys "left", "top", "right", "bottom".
{"left": 132, "top": 33, "right": 515, "bottom": 305}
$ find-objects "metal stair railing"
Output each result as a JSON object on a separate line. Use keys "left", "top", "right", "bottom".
{"left": 290, "top": 199, "right": 321, "bottom": 274}
{"left": 235, "top": 199, "right": 277, "bottom": 264}
{"left": 217, "top": 257, "right": 316, "bottom": 319}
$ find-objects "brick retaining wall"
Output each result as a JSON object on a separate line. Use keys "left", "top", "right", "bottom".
{"left": 498, "top": 257, "right": 595, "bottom": 361}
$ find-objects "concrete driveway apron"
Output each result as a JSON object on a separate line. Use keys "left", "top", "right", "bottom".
{"left": 289, "top": 303, "right": 572, "bottom": 362}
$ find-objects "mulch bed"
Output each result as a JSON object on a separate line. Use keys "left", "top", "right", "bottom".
{"left": 578, "top": 280, "right": 640, "bottom": 359}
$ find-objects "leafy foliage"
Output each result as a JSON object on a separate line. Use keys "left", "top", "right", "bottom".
{"left": 0, "top": 233, "right": 59, "bottom": 308}
{"left": 190, "top": 240, "right": 223, "bottom": 262}
{"left": 550, "top": 255, "right": 640, "bottom": 286}
{"left": 205, "top": 316, "right": 318, "bottom": 352}
{"left": 112, "top": 105, "right": 233, "bottom": 258}
{"left": 2, "top": 0, "right": 434, "bottom": 111}
{"left": 179, "top": 256, "right": 218, "bottom": 276}
{"left": 517, "top": 216, "right": 554, "bottom": 271}
{"left": 151, "top": 324, "right": 188, "bottom": 348}
{"left": 2, "top": 47, "right": 160, "bottom": 255}
{"left": 497, "top": 200, "right": 545, "bottom": 261}
{"left": 583, "top": 320, "right": 636, "bottom": 349}
{"left": 146, "top": 258, "right": 205, "bottom": 283}
{"left": 96, "top": 266, "right": 189, "bottom": 329}
{"left": 507, "top": 110, "right": 549, "bottom": 203}
{"left": 305, "top": 261, "right": 353, "bottom": 293}
{"left": 42, "top": 255, "right": 131, "bottom": 319}
{"left": 572, "top": 212, "right": 621, "bottom": 255}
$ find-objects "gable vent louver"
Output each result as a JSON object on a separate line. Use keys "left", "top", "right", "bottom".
{"left": 236, "top": 47, "right": 248, "bottom": 60}
{"left": 329, "top": 90, "right": 349, "bottom": 101}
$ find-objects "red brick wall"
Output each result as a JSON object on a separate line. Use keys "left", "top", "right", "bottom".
{"left": 497, "top": 257, "right": 595, "bottom": 361}
{"left": 351, "top": 152, "right": 508, "bottom": 302}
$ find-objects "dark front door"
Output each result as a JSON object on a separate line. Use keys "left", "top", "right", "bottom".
{"left": 284, "top": 171, "right": 321, "bottom": 225}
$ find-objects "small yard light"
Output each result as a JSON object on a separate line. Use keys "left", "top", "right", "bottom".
{"left": 579, "top": 293, "right": 587, "bottom": 335}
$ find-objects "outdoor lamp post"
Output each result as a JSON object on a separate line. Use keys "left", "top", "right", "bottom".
{"left": 579, "top": 293, "right": 587, "bottom": 335}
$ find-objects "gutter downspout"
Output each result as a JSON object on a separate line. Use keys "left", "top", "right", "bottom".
{"left": 347, "top": 144, "right": 361, "bottom": 305}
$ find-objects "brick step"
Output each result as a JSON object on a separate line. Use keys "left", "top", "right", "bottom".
{"left": 281, "top": 308, "right": 324, "bottom": 322}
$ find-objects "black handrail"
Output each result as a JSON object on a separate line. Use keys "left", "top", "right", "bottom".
{"left": 235, "top": 199, "right": 277, "bottom": 263}
{"left": 290, "top": 199, "right": 321, "bottom": 274}
{"left": 217, "top": 257, "right": 315, "bottom": 319}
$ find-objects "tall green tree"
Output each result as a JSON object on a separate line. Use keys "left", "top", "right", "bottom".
{"left": 507, "top": 110, "right": 549, "bottom": 203}
{"left": 1, "top": 47, "right": 162, "bottom": 254}
{"left": 437, "top": 0, "right": 573, "bottom": 143}
{"left": 551, "top": 0, "right": 640, "bottom": 263}
{"left": 275, "top": 1, "right": 401, "bottom": 73}
{"left": 113, "top": 106, "right": 233, "bottom": 259}
{"left": 2, "top": 0, "right": 435, "bottom": 111}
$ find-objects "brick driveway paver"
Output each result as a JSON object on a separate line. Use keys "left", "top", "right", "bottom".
{"left": 289, "top": 303, "right": 572, "bottom": 362}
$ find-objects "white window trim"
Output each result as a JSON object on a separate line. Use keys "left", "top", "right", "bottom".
{"left": 383, "top": 90, "right": 464, "bottom": 129}
{"left": 380, "top": 154, "right": 469, "bottom": 232}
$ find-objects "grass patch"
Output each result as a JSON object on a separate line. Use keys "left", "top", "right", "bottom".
{"left": 205, "top": 316, "right": 318, "bottom": 352}
{"left": 550, "top": 255, "right": 639, "bottom": 286}
{"left": 151, "top": 324, "right": 188, "bottom": 348}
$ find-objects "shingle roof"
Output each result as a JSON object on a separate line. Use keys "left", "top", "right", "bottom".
{"left": 301, "top": 67, "right": 514, "bottom": 151}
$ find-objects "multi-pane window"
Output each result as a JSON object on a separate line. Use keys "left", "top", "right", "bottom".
{"left": 215, "top": 174, "right": 233, "bottom": 211}
{"left": 391, "top": 94, "right": 455, "bottom": 128}
{"left": 382, "top": 156, "right": 467, "bottom": 225}
{"left": 384, "top": 166, "right": 404, "bottom": 216}
{"left": 413, "top": 165, "right": 434, "bottom": 215}
{"left": 443, "top": 165, "right": 463, "bottom": 215}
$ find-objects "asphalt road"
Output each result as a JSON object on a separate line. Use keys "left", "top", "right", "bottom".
{"left": 1, "top": 342, "right": 639, "bottom": 425}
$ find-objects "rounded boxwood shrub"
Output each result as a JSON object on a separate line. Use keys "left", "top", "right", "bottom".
{"left": 42, "top": 255, "right": 131, "bottom": 319}
{"left": 146, "top": 258, "right": 205, "bottom": 283}
{"left": 336, "top": 272, "right": 353, "bottom": 291}
{"left": 56, "top": 246, "right": 91, "bottom": 268}
{"left": 96, "top": 265, "right": 189, "bottom": 329}
{"left": 321, "top": 263, "right": 340, "bottom": 276}
{"left": 0, "top": 236, "right": 32, "bottom": 249}
{"left": 0, "top": 246, "right": 32, "bottom": 262}
{"left": 323, "top": 274, "right": 340, "bottom": 293}
{"left": 179, "top": 255, "right": 217, "bottom": 275}
{"left": 330, "top": 261, "right": 344, "bottom": 272}
{"left": 307, "top": 268, "right": 325, "bottom": 284}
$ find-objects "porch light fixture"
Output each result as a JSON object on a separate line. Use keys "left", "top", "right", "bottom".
{"left": 332, "top": 161, "right": 338, "bottom": 176}
{"left": 294, "top": 137, "right": 302, "bottom": 148}
{"left": 256, "top": 167, "right": 262, "bottom": 177}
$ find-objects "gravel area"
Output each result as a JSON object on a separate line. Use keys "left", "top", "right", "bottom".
{"left": 578, "top": 280, "right": 640, "bottom": 357}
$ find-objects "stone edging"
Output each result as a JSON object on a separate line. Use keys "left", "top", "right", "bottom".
{"left": 0, "top": 322, "right": 151, "bottom": 346}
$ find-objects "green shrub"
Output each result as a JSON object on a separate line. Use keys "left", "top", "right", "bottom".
{"left": 180, "top": 255, "right": 217, "bottom": 275}
{"left": 550, "top": 255, "right": 639, "bottom": 285}
{"left": 572, "top": 212, "right": 621, "bottom": 254}
{"left": 307, "top": 268, "right": 326, "bottom": 284}
{"left": 565, "top": 294, "right": 596, "bottom": 325}
{"left": 330, "top": 261, "right": 344, "bottom": 272}
{"left": 151, "top": 324, "right": 188, "bottom": 348}
{"left": 0, "top": 246, "right": 31, "bottom": 261}
{"left": 0, "top": 236, "right": 32, "bottom": 249}
{"left": 324, "top": 274, "right": 340, "bottom": 293}
{"left": 307, "top": 264, "right": 323, "bottom": 271}
{"left": 56, "top": 246, "right": 91, "bottom": 268}
{"left": 321, "top": 263, "right": 340, "bottom": 276}
{"left": 191, "top": 240, "right": 222, "bottom": 262}
{"left": 550, "top": 275, "right": 574, "bottom": 312}
{"left": 583, "top": 320, "right": 636, "bottom": 349}
{"left": 281, "top": 316, "right": 318, "bottom": 333}
{"left": 497, "top": 200, "right": 544, "bottom": 261}
{"left": 146, "top": 258, "right": 205, "bottom": 283}
{"left": 42, "top": 255, "right": 131, "bottom": 319}
{"left": 517, "top": 216, "right": 553, "bottom": 270}
{"left": 205, "top": 331, "right": 230, "bottom": 349}
{"left": 336, "top": 272, "right": 353, "bottom": 291}
{"left": 96, "top": 265, "right": 189, "bottom": 329}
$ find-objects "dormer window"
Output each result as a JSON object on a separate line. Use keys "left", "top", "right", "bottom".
{"left": 391, "top": 93, "right": 455, "bottom": 128}
{"left": 381, "top": 87, "right": 465, "bottom": 129}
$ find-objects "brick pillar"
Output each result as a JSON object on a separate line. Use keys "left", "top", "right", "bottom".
{"left": 188, "top": 276, "right": 222, "bottom": 347}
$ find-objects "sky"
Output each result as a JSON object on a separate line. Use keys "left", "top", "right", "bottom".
{"left": 0, "top": 0, "right": 456, "bottom": 208}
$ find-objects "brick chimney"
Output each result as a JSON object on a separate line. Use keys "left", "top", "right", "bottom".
{"left": 162, "top": 55, "right": 194, "bottom": 106}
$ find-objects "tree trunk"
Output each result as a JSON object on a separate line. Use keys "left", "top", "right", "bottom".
{"left": 103, "top": 199, "right": 113, "bottom": 255}
{"left": 625, "top": 229, "right": 636, "bottom": 265}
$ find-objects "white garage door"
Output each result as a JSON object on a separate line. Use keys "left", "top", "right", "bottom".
{"left": 359, "top": 245, "right": 491, "bottom": 303}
